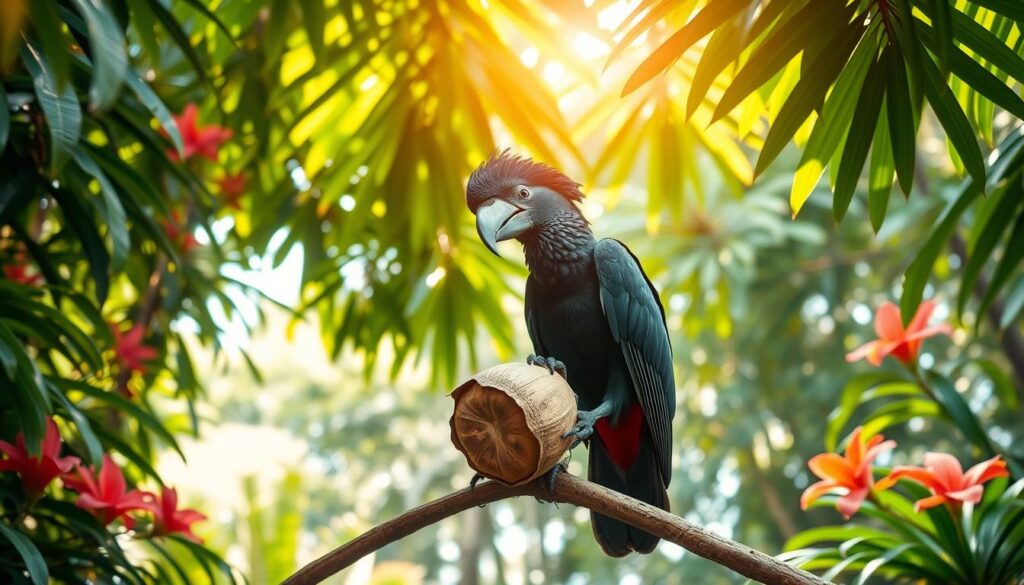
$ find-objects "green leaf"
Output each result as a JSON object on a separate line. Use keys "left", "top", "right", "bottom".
{"left": 978, "top": 210, "right": 1024, "bottom": 318}
{"left": 299, "top": 0, "right": 325, "bottom": 61}
{"left": 179, "top": 0, "right": 237, "bottom": 46}
{"left": 929, "top": 0, "right": 954, "bottom": 76}
{"left": 124, "top": 74, "right": 184, "bottom": 159}
{"left": 928, "top": 370, "right": 998, "bottom": 458}
{"left": 70, "top": 0, "right": 128, "bottom": 110}
{"left": 1001, "top": 275, "right": 1024, "bottom": 329}
{"left": 826, "top": 372, "right": 909, "bottom": 450}
{"left": 754, "top": 18, "right": 864, "bottom": 177}
{"left": 967, "top": 0, "right": 1024, "bottom": 24}
{"left": 834, "top": 52, "right": 887, "bottom": 222}
{"left": 0, "top": 523, "right": 48, "bottom": 585}
{"left": 27, "top": 1, "right": 71, "bottom": 89}
{"left": 790, "top": 28, "right": 878, "bottom": 214}
{"left": 949, "top": 9, "right": 1024, "bottom": 85}
{"left": 868, "top": 105, "right": 895, "bottom": 231}
{"left": 47, "top": 383, "right": 104, "bottom": 465}
{"left": 145, "top": 0, "right": 209, "bottom": 87}
{"left": 901, "top": 181, "right": 981, "bottom": 321}
{"left": 713, "top": 0, "right": 843, "bottom": 123}
{"left": 621, "top": 0, "right": 749, "bottom": 97}
{"left": 853, "top": 543, "right": 918, "bottom": 585}
{"left": 686, "top": 13, "right": 744, "bottom": 119}
{"left": 72, "top": 148, "right": 130, "bottom": 271}
{"left": 49, "top": 186, "right": 111, "bottom": 305}
{"left": 21, "top": 43, "right": 82, "bottom": 172}
{"left": 958, "top": 180, "right": 1021, "bottom": 315}
{"left": 920, "top": 50, "right": 986, "bottom": 185}
{"left": 886, "top": 33, "right": 918, "bottom": 196}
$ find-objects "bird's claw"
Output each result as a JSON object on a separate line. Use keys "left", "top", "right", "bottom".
{"left": 537, "top": 462, "right": 567, "bottom": 501}
{"left": 562, "top": 411, "right": 598, "bottom": 449}
{"left": 527, "top": 354, "right": 567, "bottom": 378}
{"left": 470, "top": 473, "right": 486, "bottom": 491}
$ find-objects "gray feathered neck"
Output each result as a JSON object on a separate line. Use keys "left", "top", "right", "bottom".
{"left": 522, "top": 210, "right": 595, "bottom": 284}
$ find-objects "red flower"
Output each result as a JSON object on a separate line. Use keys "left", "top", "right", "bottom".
{"left": 3, "top": 263, "right": 43, "bottom": 286}
{"left": 885, "top": 453, "right": 1009, "bottom": 512}
{"left": 161, "top": 210, "right": 200, "bottom": 254}
{"left": 0, "top": 418, "right": 79, "bottom": 497}
{"left": 218, "top": 173, "right": 246, "bottom": 210}
{"left": 846, "top": 300, "right": 952, "bottom": 366}
{"left": 152, "top": 487, "right": 207, "bottom": 543}
{"left": 111, "top": 323, "right": 158, "bottom": 375}
{"left": 63, "top": 455, "right": 155, "bottom": 528}
{"left": 168, "top": 103, "right": 233, "bottom": 162}
{"left": 801, "top": 427, "right": 896, "bottom": 518}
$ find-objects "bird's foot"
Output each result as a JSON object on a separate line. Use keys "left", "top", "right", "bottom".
{"left": 562, "top": 403, "right": 613, "bottom": 449}
{"left": 469, "top": 473, "right": 486, "bottom": 491}
{"left": 527, "top": 354, "right": 567, "bottom": 378}
{"left": 536, "top": 462, "right": 567, "bottom": 502}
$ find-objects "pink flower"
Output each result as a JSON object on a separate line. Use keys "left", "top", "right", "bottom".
{"left": 0, "top": 418, "right": 80, "bottom": 497}
{"left": 168, "top": 103, "right": 233, "bottom": 162}
{"left": 151, "top": 487, "right": 206, "bottom": 543}
{"left": 63, "top": 455, "right": 155, "bottom": 528}
{"left": 846, "top": 300, "right": 952, "bottom": 366}
{"left": 885, "top": 453, "right": 1009, "bottom": 512}
{"left": 801, "top": 427, "right": 896, "bottom": 518}
{"left": 111, "top": 323, "right": 158, "bottom": 375}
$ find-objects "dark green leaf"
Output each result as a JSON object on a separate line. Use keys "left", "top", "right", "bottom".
{"left": 834, "top": 52, "right": 887, "bottom": 222}
{"left": 868, "top": 106, "right": 895, "bottom": 231}
{"left": 49, "top": 186, "right": 111, "bottom": 305}
{"left": 300, "top": 0, "right": 325, "bottom": 61}
{"left": 0, "top": 84, "right": 8, "bottom": 154}
{"left": 967, "top": 0, "right": 1024, "bottom": 24}
{"left": 47, "top": 383, "right": 104, "bottom": 465}
{"left": 0, "top": 523, "right": 48, "bottom": 585}
{"left": 1001, "top": 275, "right": 1024, "bottom": 329}
{"left": 928, "top": 370, "right": 997, "bottom": 458}
{"left": 929, "top": 0, "right": 954, "bottom": 75}
{"left": 958, "top": 180, "right": 1021, "bottom": 314}
{"left": 72, "top": 148, "right": 131, "bottom": 271}
{"left": 978, "top": 210, "right": 1024, "bottom": 317}
{"left": 124, "top": 74, "right": 184, "bottom": 159}
{"left": 70, "top": 0, "right": 128, "bottom": 110}
{"left": 754, "top": 18, "right": 864, "bottom": 176}
{"left": 920, "top": 51, "right": 986, "bottom": 185}
{"left": 949, "top": 9, "right": 1024, "bottom": 85}
{"left": 886, "top": 46, "right": 917, "bottom": 196}
{"left": 21, "top": 43, "right": 82, "bottom": 171}
{"left": 27, "top": 1, "right": 71, "bottom": 89}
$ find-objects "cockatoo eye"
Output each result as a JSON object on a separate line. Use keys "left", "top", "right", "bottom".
{"left": 516, "top": 186, "right": 531, "bottom": 199}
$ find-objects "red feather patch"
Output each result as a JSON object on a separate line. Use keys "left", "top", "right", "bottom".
{"left": 594, "top": 404, "right": 644, "bottom": 471}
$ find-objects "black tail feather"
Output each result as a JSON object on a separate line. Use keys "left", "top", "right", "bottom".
{"left": 588, "top": 436, "right": 669, "bottom": 556}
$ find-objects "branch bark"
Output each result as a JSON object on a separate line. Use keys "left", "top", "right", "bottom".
{"left": 282, "top": 472, "right": 828, "bottom": 585}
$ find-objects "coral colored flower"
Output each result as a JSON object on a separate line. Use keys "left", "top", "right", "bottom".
{"left": 161, "top": 210, "right": 199, "bottom": 254}
{"left": 151, "top": 487, "right": 206, "bottom": 543}
{"left": 0, "top": 418, "right": 80, "bottom": 497}
{"left": 111, "top": 323, "right": 158, "bottom": 375}
{"left": 63, "top": 455, "right": 155, "bottom": 528}
{"left": 218, "top": 173, "right": 246, "bottom": 210}
{"left": 801, "top": 427, "right": 896, "bottom": 518}
{"left": 3, "top": 263, "right": 43, "bottom": 286}
{"left": 846, "top": 300, "right": 952, "bottom": 366}
{"left": 168, "top": 103, "right": 233, "bottom": 162}
{"left": 885, "top": 453, "right": 1009, "bottom": 512}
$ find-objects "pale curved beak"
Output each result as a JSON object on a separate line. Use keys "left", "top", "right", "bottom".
{"left": 475, "top": 198, "right": 533, "bottom": 256}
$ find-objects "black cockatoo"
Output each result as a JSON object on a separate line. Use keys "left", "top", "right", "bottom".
{"left": 466, "top": 150, "right": 675, "bottom": 556}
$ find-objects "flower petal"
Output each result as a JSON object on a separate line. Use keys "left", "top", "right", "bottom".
{"left": 944, "top": 485, "right": 984, "bottom": 504}
{"left": 846, "top": 341, "right": 880, "bottom": 363}
{"left": 907, "top": 300, "right": 937, "bottom": 335}
{"left": 914, "top": 494, "right": 949, "bottom": 512}
{"left": 885, "top": 466, "right": 944, "bottom": 491}
{"left": 962, "top": 455, "right": 1009, "bottom": 486}
{"left": 923, "top": 452, "right": 964, "bottom": 490}
{"left": 808, "top": 454, "right": 857, "bottom": 486}
{"left": 837, "top": 487, "right": 870, "bottom": 519}
{"left": 801, "top": 480, "right": 842, "bottom": 510}
{"left": 874, "top": 302, "right": 905, "bottom": 341}
{"left": 98, "top": 455, "right": 126, "bottom": 499}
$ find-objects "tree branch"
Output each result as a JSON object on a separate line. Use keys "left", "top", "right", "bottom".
{"left": 282, "top": 472, "right": 828, "bottom": 585}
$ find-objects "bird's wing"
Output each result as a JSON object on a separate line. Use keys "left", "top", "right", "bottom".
{"left": 524, "top": 274, "right": 547, "bottom": 355}
{"left": 594, "top": 238, "right": 675, "bottom": 483}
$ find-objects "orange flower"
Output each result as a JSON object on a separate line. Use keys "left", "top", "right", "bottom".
{"left": 885, "top": 453, "right": 1009, "bottom": 512}
{"left": 801, "top": 427, "right": 896, "bottom": 518}
{"left": 846, "top": 300, "right": 951, "bottom": 366}
{"left": 218, "top": 173, "right": 246, "bottom": 210}
{"left": 168, "top": 103, "right": 232, "bottom": 162}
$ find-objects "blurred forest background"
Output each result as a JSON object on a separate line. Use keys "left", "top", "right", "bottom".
{"left": 2, "top": 0, "right": 1024, "bottom": 584}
